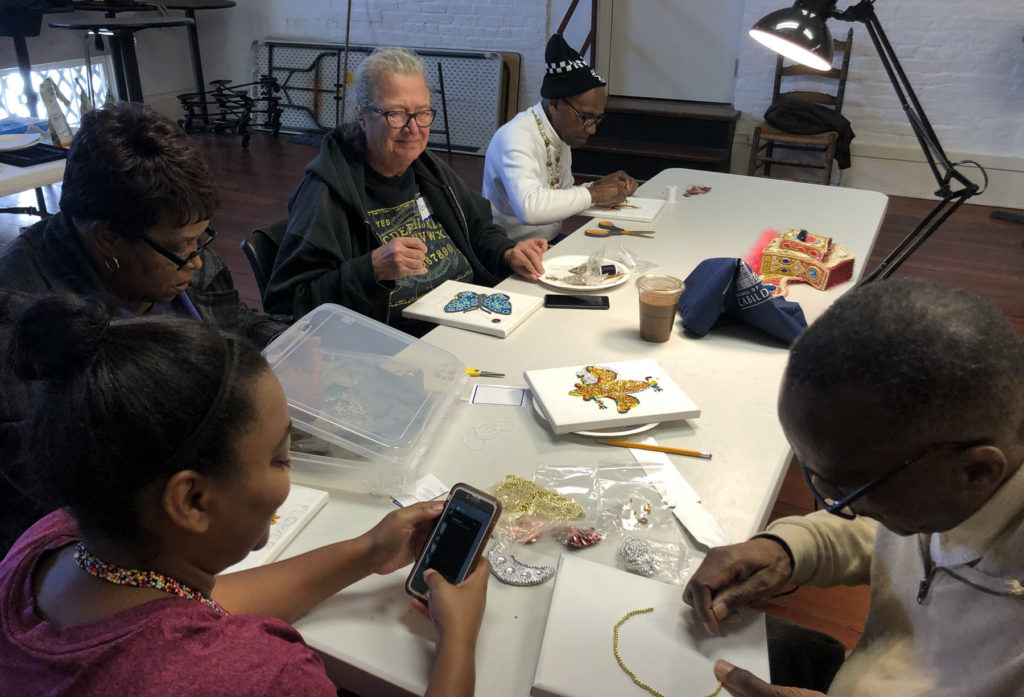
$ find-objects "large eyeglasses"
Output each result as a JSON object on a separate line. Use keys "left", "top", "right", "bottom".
{"left": 562, "top": 99, "right": 606, "bottom": 128}
{"left": 142, "top": 226, "right": 217, "bottom": 271}
{"left": 799, "top": 438, "right": 992, "bottom": 520}
{"left": 363, "top": 105, "right": 437, "bottom": 129}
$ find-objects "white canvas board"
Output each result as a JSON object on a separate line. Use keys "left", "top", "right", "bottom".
{"left": 221, "top": 484, "right": 329, "bottom": 573}
{"left": 532, "top": 555, "right": 768, "bottom": 697}
{"left": 523, "top": 358, "right": 700, "bottom": 435}
{"left": 403, "top": 279, "right": 544, "bottom": 338}
{"left": 579, "top": 196, "right": 666, "bottom": 223}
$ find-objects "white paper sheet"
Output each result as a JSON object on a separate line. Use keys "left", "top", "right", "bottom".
{"left": 470, "top": 384, "right": 528, "bottom": 406}
{"left": 579, "top": 195, "right": 667, "bottom": 223}
{"left": 532, "top": 555, "right": 768, "bottom": 697}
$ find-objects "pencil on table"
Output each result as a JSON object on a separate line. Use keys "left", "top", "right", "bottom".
{"left": 603, "top": 439, "right": 712, "bottom": 459}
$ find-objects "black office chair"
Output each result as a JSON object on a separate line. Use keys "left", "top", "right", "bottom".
{"left": 240, "top": 219, "right": 287, "bottom": 298}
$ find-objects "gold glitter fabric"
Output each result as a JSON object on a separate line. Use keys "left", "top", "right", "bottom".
{"left": 569, "top": 366, "right": 661, "bottom": 413}
{"left": 493, "top": 474, "right": 585, "bottom": 521}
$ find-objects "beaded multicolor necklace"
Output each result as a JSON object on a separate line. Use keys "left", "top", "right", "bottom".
{"left": 73, "top": 542, "right": 228, "bottom": 616}
{"left": 533, "top": 109, "right": 561, "bottom": 189}
{"left": 613, "top": 607, "right": 723, "bottom": 697}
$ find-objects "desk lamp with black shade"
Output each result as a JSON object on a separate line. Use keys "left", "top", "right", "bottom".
{"left": 749, "top": 0, "right": 988, "bottom": 284}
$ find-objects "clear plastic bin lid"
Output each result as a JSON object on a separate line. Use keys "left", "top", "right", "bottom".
{"left": 263, "top": 304, "right": 466, "bottom": 466}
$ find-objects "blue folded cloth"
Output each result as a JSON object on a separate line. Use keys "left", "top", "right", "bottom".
{"left": 677, "top": 258, "right": 807, "bottom": 343}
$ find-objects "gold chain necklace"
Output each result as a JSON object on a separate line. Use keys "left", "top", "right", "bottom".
{"left": 613, "top": 607, "right": 724, "bottom": 697}
{"left": 532, "top": 110, "right": 561, "bottom": 189}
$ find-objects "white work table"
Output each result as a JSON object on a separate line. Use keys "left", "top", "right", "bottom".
{"left": 0, "top": 158, "right": 64, "bottom": 198}
{"left": 283, "top": 168, "right": 888, "bottom": 696}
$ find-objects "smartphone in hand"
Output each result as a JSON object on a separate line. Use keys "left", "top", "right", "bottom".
{"left": 405, "top": 483, "right": 502, "bottom": 603}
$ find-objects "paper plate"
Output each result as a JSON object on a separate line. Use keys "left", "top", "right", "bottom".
{"left": 539, "top": 255, "right": 630, "bottom": 292}
{"left": 531, "top": 397, "right": 658, "bottom": 438}
{"left": 0, "top": 133, "right": 42, "bottom": 151}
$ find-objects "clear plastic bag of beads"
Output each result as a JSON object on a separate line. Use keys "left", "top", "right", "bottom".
{"left": 610, "top": 243, "right": 657, "bottom": 277}
{"left": 531, "top": 461, "right": 696, "bottom": 585}
{"left": 615, "top": 535, "right": 691, "bottom": 584}
{"left": 488, "top": 473, "right": 588, "bottom": 543}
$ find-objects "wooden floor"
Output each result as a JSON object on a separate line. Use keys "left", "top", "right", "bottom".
{"left": 2, "top": 131, "right": 1021, "bottom": 650}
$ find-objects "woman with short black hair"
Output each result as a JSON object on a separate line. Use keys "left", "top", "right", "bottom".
{"left": 0, "top": 102, "right": 286, "bottom": 347}
{"left": 0, "top": 294, "right": 488, "bottom": 697}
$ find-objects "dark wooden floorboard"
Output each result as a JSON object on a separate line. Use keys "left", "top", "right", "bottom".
{"left": 2, "top": 130, "right": 1020, "bottom": 651}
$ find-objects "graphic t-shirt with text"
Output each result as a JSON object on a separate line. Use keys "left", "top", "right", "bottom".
{"left": 364, "top": 165, "right": 473, "bottom": 328}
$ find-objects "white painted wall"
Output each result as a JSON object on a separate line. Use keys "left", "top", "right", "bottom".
{"left": 196, "top": 0, "right": 552, "bottom": 119}
{"left": 6, "top": 1, "right": 1021, "bottom": 206}
{"left": 734, "top": 0, "right": 1024, "bottom": 206}
{"left": 207, "top": 0, "right": 1022, "bottom": 206}
{"left": 604, "top": 0, "right": 744, "bottom": 103}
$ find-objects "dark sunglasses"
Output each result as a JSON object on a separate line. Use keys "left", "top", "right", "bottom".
{"left": 142, "top": 227, "right": 217, "bottom": 271}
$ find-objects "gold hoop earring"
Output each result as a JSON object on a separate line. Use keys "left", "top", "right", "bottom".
{"left": 104, "top": 256, "right": 120, "bottom": 273}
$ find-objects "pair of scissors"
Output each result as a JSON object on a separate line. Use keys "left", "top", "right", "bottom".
{"left": 584, "top": 221, "right": 655, "bottom": 239}
{"left": 466, "top": 367, "right": 505, "bottom": 378}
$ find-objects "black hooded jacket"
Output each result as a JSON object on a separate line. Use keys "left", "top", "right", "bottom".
{"left": 263, "top": 125, "right": 517, "bottom": 328}
{"left": 764, "top": 96, "right": 856, "bottom": 169}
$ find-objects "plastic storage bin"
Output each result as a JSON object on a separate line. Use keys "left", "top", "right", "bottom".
{"left": 263, "top": 304, "right": 467, "bottom": 496}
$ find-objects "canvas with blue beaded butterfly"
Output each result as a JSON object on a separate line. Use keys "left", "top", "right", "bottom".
{"left": 443, "top": 290, "right": 513, "bottom": 315}
{"left": 403, "top": 280, "right": 544, "bottom": 338}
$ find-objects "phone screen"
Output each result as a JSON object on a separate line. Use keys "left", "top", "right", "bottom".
{"left": 407, "top": 487, "right": 498, "bottom": 597}
{"left": 544, "top": 294, "right": 610, "bottom": 310}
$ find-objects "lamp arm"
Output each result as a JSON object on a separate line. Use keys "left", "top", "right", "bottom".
{"left": 829, "top": 0, "right": 985, "bottom": 282}
{"left": 832, "top": 0, "right": 977, "bottom": 197}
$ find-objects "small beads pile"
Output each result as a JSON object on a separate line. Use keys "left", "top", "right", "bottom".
{"left": 618, "top": 537, "right": 658, "bottom": 577}
{"left": 557, "top": 525, "right": 602, "bottom": 549}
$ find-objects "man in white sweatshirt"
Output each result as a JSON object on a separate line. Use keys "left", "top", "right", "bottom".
{"left": 683, "top": 278, "right": 1024, "bottom": 697}
{"left": 482, "top": 34, "right": 637, "bottom": 243}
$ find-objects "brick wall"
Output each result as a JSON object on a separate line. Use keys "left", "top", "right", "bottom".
{"left": 735, "top": 0, "right": 1024, "bottom": 162}
{"left": 198, "top": 0, "right": 553, "bottom": 115}
{"left": 8, "top": 2, "right": 1019, "bottom": 204}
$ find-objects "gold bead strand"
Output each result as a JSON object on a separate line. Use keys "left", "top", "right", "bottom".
{"left": 532, "top": 111, "right": 561, "bottom": 189}
{"left": 613, "top": 607, "right": 724, "bottom": 697}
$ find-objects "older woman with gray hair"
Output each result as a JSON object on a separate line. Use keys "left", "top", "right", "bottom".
{"left": 264, "top": 46, "right": 548, "bottom": 335}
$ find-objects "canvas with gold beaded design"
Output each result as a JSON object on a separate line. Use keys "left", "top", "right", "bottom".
{"left": 524, "top": 359, "right": 700, "bottom": 435}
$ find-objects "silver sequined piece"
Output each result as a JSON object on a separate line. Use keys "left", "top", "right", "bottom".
{"left": 486, "top": 546, "right": 555, "bottom": 586}
{"left": 618, "top": 536, "right": 658, "bottom": 577}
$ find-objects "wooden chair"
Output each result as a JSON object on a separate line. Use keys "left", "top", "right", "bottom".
{"left": 240, "top": 219, "right": 287, "bottom": 298}
{"left": 747, "top": 28, "right": 854, "bottom": 185}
